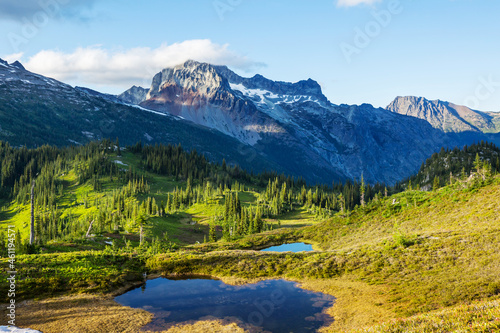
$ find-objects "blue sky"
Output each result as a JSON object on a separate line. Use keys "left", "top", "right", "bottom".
{"left": 1, "top": 0, "right": 499, "bottom": 111}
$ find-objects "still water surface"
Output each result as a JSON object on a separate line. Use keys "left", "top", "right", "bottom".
{"left": 260, "top": 242, "right": 313, "bottom": 252}
{"left": 115, "top": 277, "right": 335, "bottom": 332}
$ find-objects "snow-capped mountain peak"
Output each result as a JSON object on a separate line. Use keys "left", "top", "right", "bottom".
{"left": 118, "top": 61, "right": 458, "bottom": 184}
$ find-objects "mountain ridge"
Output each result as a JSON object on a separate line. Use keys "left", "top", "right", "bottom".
{"left": 0, "top": 58, "right": 284, "bottom": 177}
{"left": 387, "top": 95, "right": 500, "bottom": 133}
{"left": 2, "top": 58, "right": 500, "bottom": 184}
{"left": 128, "top": 60, "right": 465, "bottom": 184}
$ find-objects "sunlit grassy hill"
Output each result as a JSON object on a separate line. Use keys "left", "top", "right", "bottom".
{"left": 1, "top": 141, "right": 499, "bottom": 332}
{"left": 0, "top": 146, "right": 320, "bottom": 252}
{"left": 152, "top": 175, "right": 500, "bottom": 331}
{"left": 303, "top": 177, "right": 500, "bottom": 330}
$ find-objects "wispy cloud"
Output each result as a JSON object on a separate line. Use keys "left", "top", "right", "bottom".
{"left": 0, "top": 0, "right": 97, "bottom": 21}
{"left": 22, "top": 40, "right": 265, "bottom": 91}
{"left": 336, "top": 0, "right": 382, "bottom": 7}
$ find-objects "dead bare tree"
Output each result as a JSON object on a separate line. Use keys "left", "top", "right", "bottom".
{"left": 86, "top": 220, "right": 95, "bottom": 238}
{"left": 30, "top": 179, "right": 35, "bottom": 245}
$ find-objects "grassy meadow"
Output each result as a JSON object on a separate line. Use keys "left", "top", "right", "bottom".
{"left": 0, "top": 146, "right": 499, "bottom": 332}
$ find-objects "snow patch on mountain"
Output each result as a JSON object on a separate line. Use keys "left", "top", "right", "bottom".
{"left": 230, "top": 83, "right": 323, "bottom": 108}
{"left": 243, "top": 124, "right": 286, "bottom": 134}
{"left": 68, "top": 139, "right": 81, "bottom": 145}
{"left": 125, "top": 103, "right": 185, "bottom": 121}
{"left": 82, "top": 131, "right": 94, "bottom": 138}
{"left": 230, "top": 83, "right": 279, "bottom": 102}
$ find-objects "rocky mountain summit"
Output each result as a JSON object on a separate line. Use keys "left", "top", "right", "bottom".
{"left": 387, "top": 96, "right": 500, "bottom": 133}
{"left": 125, "top": 60, "right": 466, "bottom": 184}
{"left": 118, "top": 85, "right": 149, "bottom": 105}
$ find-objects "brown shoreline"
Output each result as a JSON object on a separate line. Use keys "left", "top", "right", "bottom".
{"left": 2, "top": 274, "right": 393, "bottom": 333}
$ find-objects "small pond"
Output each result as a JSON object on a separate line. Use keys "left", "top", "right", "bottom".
{"left": 115, "top": 276, "right": 335, "bottom": 332}
{"left": 260, "top": 242, "right": 314, "bottom": 252}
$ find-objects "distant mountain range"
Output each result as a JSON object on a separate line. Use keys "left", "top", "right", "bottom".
{"left": 0, "top": 58, "right": 498, "bottom": 184}
{"left": 387, "top": 96, "right": 500, "bottom": 133}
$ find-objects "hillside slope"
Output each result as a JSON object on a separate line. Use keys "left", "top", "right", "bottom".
{"left": 387, "top": 96, "right": 500, "bottom": 133}
{"left": 405, "top": 141, "right": 500, "bottom": 190}
{"left": 0, "top": 59, "right": 281, "bottom": 174}
{"left": 0, "top": 150, "right": 499, "bottom": 332}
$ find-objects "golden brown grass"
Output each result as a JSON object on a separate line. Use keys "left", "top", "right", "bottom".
{"left": 160, "top": 320, "right": 247, "bottom": 332}
{"left": 299, "top": 277, "right": 396, "bottom": 332}
{"left": 159, "top": 274, "right": 395, "bottom": 332}
{"left": 6, "top": 275, "right": 389, "bottom": 333}
{"left": 348, "top": 298, "right": 500, "bottom": 332}
{"left": 4, "top": 294, "right": 249, "bottom": 333}
{"left": 6, "top": 294, "right": 152, "bottom": 333}
{"left": 307, "top": 180, "right": 500, "bottom": 253}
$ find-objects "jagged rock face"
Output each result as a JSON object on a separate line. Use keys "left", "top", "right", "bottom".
{"left": 140, "top": 61, "right": 281, "bottom": 146}
{"left": 10, "top": 60, "right": 25, "bottom": 70}
{"left": 118, "top": 85, "right": 149, "bottom": 105}
{"left": 146, "top": 60, "right": 229, "bottom": 99}
{"left": 214, "top": 65, "right": 328, "bottom": 103}
{"left": 387, "top": 96, "right": 500, "bottom": 133}
{"left": 133, "top": 60, "right": 466, "bottom": 184}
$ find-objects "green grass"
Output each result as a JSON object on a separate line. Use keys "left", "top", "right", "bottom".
{"left": 147, "top": 212, "right": 208, "bottom": 244}
{"left": 0, "top": 201, "right": 31, "bottom": 238}
{"left": 186, "top": 200, "right": 224, "bottom": 224}
{"left": 2, "top": 152, "right": 500, "bottom": 332}
{"left": 265, "top": 207, "right": 318, "bottom": 229}
{"left": 237, "top": 191, "right": 258, "bottom": 205}
{"left": 0, "top": 251, "right": 146, "bottom": 301}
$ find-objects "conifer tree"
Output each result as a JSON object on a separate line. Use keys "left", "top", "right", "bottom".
{"left": 30, "top": 178, "right": 35, "bottom": 245}
{"left": 433, "top": 176, "right": 440, "bottom": 191}
{"left": 474, "top": 153, "right": 482, "bottom": 174}
{"left": 137, "top": 213, "right": 148, "bottom": 245}
{"left": 209, "top": 223, "right": 217, "bottom": 242}
{"left": 338, "top": 193, "right": 345, "bottom": 213}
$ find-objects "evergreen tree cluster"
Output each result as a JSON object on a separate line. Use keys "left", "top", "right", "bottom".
{"left": 219, "top": 191, "right": 265, "bottom": 240}
{"left": 2, "top": 138, "right": 456, "bottom": 253}
{"left": 131, "top": 141, "right": 308, "bottom": 190}
{"left": 404, "top": 141, "right": 500, "bottom": 190}
{"left": 0, "top": 139, "right": 157, "bottom": 249}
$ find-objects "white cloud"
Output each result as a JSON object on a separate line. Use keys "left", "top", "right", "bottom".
{"left": 336, "top": 0, "right": 382, "bottom": 7}
{"left": 23, "top": 40, "right": 265, "bottom": 92}
{"left": 2, "top": 52, "right": 24, "bottom": 63}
